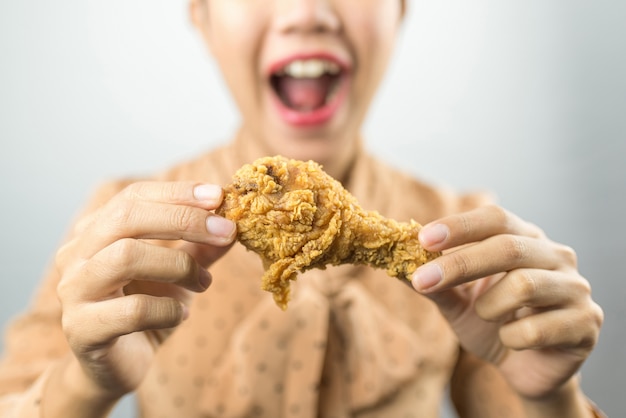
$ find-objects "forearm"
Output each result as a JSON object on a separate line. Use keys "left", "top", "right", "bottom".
{"left": 520, "top": 377, "right": 602, "bottom": 418}
{"left": 451, "top": 352, "right": 605, "bottom": 418}
{"left": 41, "top": 355, "right": 120, "bottom": 418}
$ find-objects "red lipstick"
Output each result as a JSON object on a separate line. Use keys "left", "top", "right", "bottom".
{"left": 267, "top": 53, "right": 351, "bottom": 128}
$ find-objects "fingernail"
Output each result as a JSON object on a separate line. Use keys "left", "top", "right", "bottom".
{"left": 193, "top": 184, "right": 223, "bottom": 203}
{"left": 412, "top": 264, "right": 443, "bottom": 291}
{"left": 206, "top": 215, "right": 236, "bottom": 239}
{"left": 199, "top": 268, "right": 212, "bottom": 290}
{"left": 181, "top": 304, "right": 190, "bottom": 321}
{"left": 419, "top": 223, "right": 449, "bottom": 247}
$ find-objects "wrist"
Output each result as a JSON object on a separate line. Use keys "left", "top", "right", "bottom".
{"left": 42, "top": 355, "right": 122, "bottom": 418}
{"left": 519, "top": 376, "right": 595, "bottom": 418}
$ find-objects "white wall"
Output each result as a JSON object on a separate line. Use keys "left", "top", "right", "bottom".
{"left": 1, "top": 1, "right": 624, "bottom": 416}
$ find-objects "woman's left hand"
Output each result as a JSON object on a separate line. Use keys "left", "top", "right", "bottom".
{"left": 412, "top": 205, "right": 603, "bottom": 400}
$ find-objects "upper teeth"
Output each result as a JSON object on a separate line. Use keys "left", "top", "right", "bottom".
{"left": 280, "top": 59, "right": 341, "bottom": 78}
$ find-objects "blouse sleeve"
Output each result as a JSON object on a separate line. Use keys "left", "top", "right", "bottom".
{"left": 0, "top": 180, "right": 132, "bottom": 417}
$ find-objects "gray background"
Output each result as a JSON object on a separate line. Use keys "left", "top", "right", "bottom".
{"left": 1, "top": 1, "right": 624, "bottom": 416}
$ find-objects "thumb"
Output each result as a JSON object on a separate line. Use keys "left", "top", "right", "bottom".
{"left": 414, "top": 285, "right": 470, "bottom": 325}
{"left": 179, "top": 241, "right": 234, "bottom": 269}
{"left": 411, "top": 264, "right": 472, "bottom": 324}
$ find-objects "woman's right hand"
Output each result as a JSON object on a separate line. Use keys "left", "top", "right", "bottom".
{"left": 54, "top": 181, "right": 236, "bottom": 403}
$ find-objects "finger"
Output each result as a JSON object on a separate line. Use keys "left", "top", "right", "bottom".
{"left": 73, "top": 211, "right": 97, "bottom": 237}
{"left": 64, "top": 295, "right": 188, "bottom": 351}
{"left": 76, "top": 200, "right": 235, "bottom": 259}
{"left": 475, "top": 269, "right": 591, "bottom": 322}
{"left": 59, "top": 239, "right": 213, "bottom": 302}
{"left": 419, "top": 205, "right": 545, "bottom": 252}
{"left": 418, "top": 274, "right": 499, "bottom": 320}
{"left": 412, "top": 234, "right": 564, "bottom": 292}
{"left": 70, "top": 182, "right": 233, "bottom": 257}
{"left": 123, "top": 181, "right": 225, "bottom": 210}
{"left": 178, "top": 240, "right": 234, "bottom": 268}
{"left": 73, "top": 182, "right": 223, "bottom": 234}
{"left": 499, "top": 307, "right": 603, "bottom": 351}
{"left": 417, "top": 286, "right": 472, "bottom": 323}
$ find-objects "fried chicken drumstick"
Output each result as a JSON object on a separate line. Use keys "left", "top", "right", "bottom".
{"left": 216, "top": 156, "right": 440, "bottom": 310}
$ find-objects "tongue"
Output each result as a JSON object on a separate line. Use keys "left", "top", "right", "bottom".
{"left": 279, "top": 76, "right": 333, "bottom": 111}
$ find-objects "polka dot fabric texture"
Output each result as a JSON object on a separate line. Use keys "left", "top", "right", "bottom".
{"left": 0, "top": 140, "right": 490, "bottom": 417}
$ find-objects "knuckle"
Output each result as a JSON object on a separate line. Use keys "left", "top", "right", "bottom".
{"left": 573, "top": 275, "right": 592, "bottom": 296}
{"left": 590, "top": 302, "right": 605, "bottom": 328}
{"left": 520, "top": 321, "right": 546, "bottom": 348}
{"left": 54, "top": 241, "right": 74, "bottom": 273}
{"left": 458, "top": 212, "right": 473, "bottom": 235}
{"left": 526, "top": 221, "right": 546, "bottom": 239}
{"left": 55, "top": 262, "right": 84, "bottom": 301}
{"left": 106, "top": 199, "right": 135, "bottom": 232}
{"left": 510, "top": 271, "right": 537, "bottom": 302}
{"left": 576, "top": 334, "right": 597, "bottom": 350}
{"left": 447, "top": 251, "right": 474, "bottom": 280}
{"left": 575, "top": 308, "right": 603, "bottom": 349}
{"left": 174, "top": 250, "right": 196, "bottom": 277}
{"left": 172, "top": 206, "right": 197, "bottom": 233}
{"left": 120, "top": 182, "right": 146, "bottom": 199}
{"left": 486, "top": 204, "right": 510, "bottom": 226}
{"left": 72, "top": 214, "right": 94, "bottom": 236}
{"left": 123, "top": 295, "right": 183, "bottom": 330}
{"left": 501, "top": 235, "right": 529, "bottom": 263}
{"left": 161, "top": 181, "right": 185, "bottom": 201}
{"left": 159, "top": 300, "right": 185, "bottom": 328}
{"left": 61, "top": 311, "right": 83, "bottom": 347}
{"left": 87, "top": 239, "right": 137, "bottom": 283}
{"left": 107, "top": 238, "right": 138, "bottom": 267}
{"left": 56, "top": 278, "right": 71, "bottom": 301}
{"left": 60, "top": 311, "right": 73, "bottom": 336}
{"left": 122, "top": 181, "right": 187, "bottom": 203}
{"left": 122, "top": 295, "right": 150, "bottom": 329}
{"left": 556, "top": 243, "right": 578, "bottom": 267}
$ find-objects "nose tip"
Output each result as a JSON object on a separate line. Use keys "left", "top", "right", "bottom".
{"left": 274, "top": 0, "right": 341, "bottom": 35}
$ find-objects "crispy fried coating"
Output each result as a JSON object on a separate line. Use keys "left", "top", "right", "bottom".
{"left": 216, "top": 156, "right": 440, "bottom": 310}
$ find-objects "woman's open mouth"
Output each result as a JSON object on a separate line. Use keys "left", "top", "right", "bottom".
{"left": 268, "top": 55, "right": 350, "bottom": 127}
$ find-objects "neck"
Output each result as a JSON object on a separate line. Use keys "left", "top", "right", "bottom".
{"left": 233, "top": 128, "right": 362, "bottom": 184}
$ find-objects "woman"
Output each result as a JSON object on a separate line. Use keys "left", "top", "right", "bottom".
{"left": 0, "top": 0, "right": 604, "bottom": 417}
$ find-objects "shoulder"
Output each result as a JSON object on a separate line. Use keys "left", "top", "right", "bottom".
{"left": 82, "top": 145, "right": 234, "bottom": 209}
{"left": 155, "top": 144, "right": 234, "bottom": 184}
{"left": 362, "top": 153, "right": 494, "bottom": 223}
